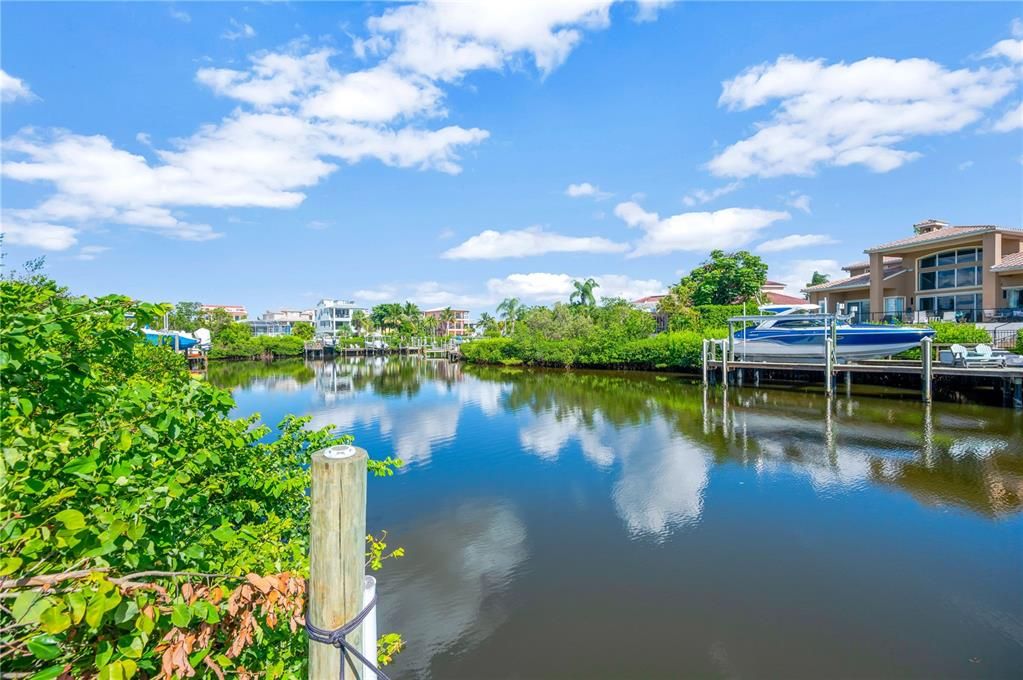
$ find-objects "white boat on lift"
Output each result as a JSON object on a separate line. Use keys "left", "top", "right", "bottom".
{"left": 732, "top": 304, "right": 935, "bottom": 362}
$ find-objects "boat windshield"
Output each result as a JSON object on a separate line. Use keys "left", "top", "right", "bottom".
{"left": 770, "top": 318, "right": 827, "bottom": 328}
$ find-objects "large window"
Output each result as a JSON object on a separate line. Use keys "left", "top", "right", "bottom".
{"left": 917, "top": 293, "right": 982, "bottom": 321}
{"left": 918, "top": 247, "right": 983, "bottom": 291}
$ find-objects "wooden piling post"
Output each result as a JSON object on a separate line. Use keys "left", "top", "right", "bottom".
{"left": 921, "top": 336, "right": 933, "bottom": 403}
{"left": 720, "top": 340, "right": 729, "bottom": 388}
{"left": 309, "top": 445, "right": 368, "bottom": 679}
{"left": 825, "top": 338, "right": 834, "bottom": 397}
{"left": 701, "top": 339, "right": 708, "bottom": 386}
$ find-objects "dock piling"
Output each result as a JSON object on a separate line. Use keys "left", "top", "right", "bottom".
{"left": 921, "top": 337, "right": 933, "bottom": 403}
{"left": 824, "top": 338, "right": 834, "bottom": 397}
{"left": 309, "top": 445, "right": 368, "bottom": 679}
{"left": 701, "top": 339, "right": 708, "bottom": 386}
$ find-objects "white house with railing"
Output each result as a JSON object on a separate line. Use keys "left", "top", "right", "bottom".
{"left": 315, "top": 299, "right": 367, "bottom": 337}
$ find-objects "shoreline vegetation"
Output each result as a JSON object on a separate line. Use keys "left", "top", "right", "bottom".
{"left": 0, "top": 272, "right": 403, "bottom": 678}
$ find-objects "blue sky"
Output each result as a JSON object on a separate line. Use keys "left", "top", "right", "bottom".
{"left": 2, "top": 1, "right": 1021, "bottom": 315}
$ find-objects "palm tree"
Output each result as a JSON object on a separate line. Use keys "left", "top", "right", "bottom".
{"left": 496, "top": 297, "right": 522, "bottom": 335}
{"left": 569, "top": 278, "right": 600, "bottom": 307}
{"left": 422, "top": 314, "right": 439, "bottom": 339}
{"left": 478, "top": 312, "right": 495, "bottom": 335}
{"left": 439, "top": 307, "right": 456, "bottom": 337}
{"left": 351, "top": 309, "right": 367, "bottom": 334}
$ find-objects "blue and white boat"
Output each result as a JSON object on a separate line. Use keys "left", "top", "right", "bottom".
{"left": 143, "top": 329, "right": 200, "bottom": 350}
{"left": 733, "top": 304, "right": 935, "bottom": 362}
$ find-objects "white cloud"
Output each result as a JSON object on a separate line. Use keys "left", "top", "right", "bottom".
{"left": 992, "top": 102, "right": 1022, "bottom": 132}
{"left": 983, "top": 38, "right": 1023, "bottom": 63}
{"left": 1, "top": 69, "right": 35, "bottom": 103}
{"left": 438, "top": 227, "right": 455, "bottom": 240}
{"left": 222, "top": 18, "right": 256, "bottom": 41}
{"left": 958, "top": 160, "right": 975, "bottom": 171}
{"left": 306, "top": 220, "right": 331, "bottom": 230}
{"left": 785, "top": 192, "right": 812, "bottom": 214}
{"left": 74, "top": 245, "right": 110, "bottom": 261}
{"left": 614, "top": 201, "right": 790, "bottom": 256}
{"left": 486, "top": 272, "right": 664, "bottom": 302}
{"left": 1, "top": 213, "right": 78, "bottom": 251}
{"left": 770, "top": 258, "right": 844, "bottom": 295}
{"left": 682, "top": 181, "right": 742, "bottom": 206}
{"left": 756, "top": 233, "right": 837, "bottom": 253}
{"left": 633, "top": 0, "right": 673, "bottom": 23}
{"left": 169, "top": 7, "right": 190, "bottom": 23}
{"left": 3, "top": 4, "right": 647, "bottom": 247}
{"left": 710, "top": 53, "right": 1018, "bottom": 178}
{"left": 441, "top": 226, "right": 627, "bottom": 259}
{"left": 354, "top": 287, "right": 398, "bottom": 303}
{"left": 367, "top": 0, "right": 615, "bottom": 81}
{"left": 565, "top": 181, "right": 610, "bottom": 199}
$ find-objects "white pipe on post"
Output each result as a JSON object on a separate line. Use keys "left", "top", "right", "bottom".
{"left": 361, "top": 576, "right": 377, "bottom": 678}
{"left": 825, "top": 337, "right": 834, "bottom": 397}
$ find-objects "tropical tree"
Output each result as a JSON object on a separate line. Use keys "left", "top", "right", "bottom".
{"left": 683, "top": 249, "right": 768, "bottom": 305}
{"left": 291, "top": 320, "right": 315, "bottom": 340}
{"left": 370, "top": 303, "right": 404, "bottom": 331}
{"left": 200, "top": 307, "right": 235, "bottom": 335}
{"left": 167, "top": 301, "right": 202, "bottom": 332}
{"left": 351, "top": 309, "right": 368, "bottom": 334}
{"left": 439, "top": 307, "right": 457, "bottom": 337}
{"left": 477, "top": 312, "right": 498, "bottom": 336}
{"left": 807, "top": 271, "right": 830, "bottom": 287}
{"left": 497, "top": 297, "right": 523, "bottom": 335}
{"left": 422, "top": 314, "right": 439, "bottom": 338}
{"left": 569, "top": 278, "right": 600, "bottom": 307}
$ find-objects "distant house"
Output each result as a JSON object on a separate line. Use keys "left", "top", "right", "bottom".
{"left": 630, "top": 281, "right": 803, "bottom": 313}
{"left": 423, "top": 308, "right": 470, "bottom": 336}
{"left": 245, "top": 309, "right": 314, "bottom": 337}
{"left": 315, "top": 299, "right": 367, "bottom": 337}
{"left": 804, "top": 219, "right": 1023, "bottom": 323}
{"left": 200, "top": 304, "right": 248, "bottom": 321}
{"left": 760, "top": 280, "right": 807, "bottom": 306}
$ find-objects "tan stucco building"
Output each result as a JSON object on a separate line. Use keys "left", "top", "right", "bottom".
{"left": 804, "top": 219, "right": 1023, "bottom": 323}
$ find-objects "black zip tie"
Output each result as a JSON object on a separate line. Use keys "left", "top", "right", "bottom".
{"left": 305, "top": 592, "right": 392, "bottom": 680}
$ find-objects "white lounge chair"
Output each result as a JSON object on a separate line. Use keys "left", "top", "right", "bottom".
{"left": 951, "top": 343, "right": 1006, "bottom": 368}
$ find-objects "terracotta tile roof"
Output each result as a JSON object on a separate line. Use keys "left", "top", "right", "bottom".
{"left": 841, "top": 256, "right": 902, "bottom": 271}
{"left": 764, "top": 291, "right": 807, "bottom": 305}
{"left": 991, "top": 251, "right": 1023, "bottom": 272}
{"left": 632, "top": 295, "right": 667, "bottom": 304}
{"left": 803, "top": 272, "right": 871, "bottom": 292}
{"left": 763, "top": 280, "right": 786, "bottom": 287}
{"left": 803, "top": 266, "right": 908, "bottom": 293}
{"left": 864, "top": 226, "right": 1021, "bottom": 253}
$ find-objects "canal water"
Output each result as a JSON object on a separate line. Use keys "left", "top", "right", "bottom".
{"left": 210, "top": 358, "right": 1023, "bottom": 679}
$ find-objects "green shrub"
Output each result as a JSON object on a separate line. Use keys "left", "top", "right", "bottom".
{"left": 0, "top": 276, "right": 402, "bottom": 677}
{"left": 461, "top": 338, "right": 516, "bottom": 363}
{"left": 928, "top": 321, "right": 992, "bottom": 345}
{"left": 1016, "top": 329, "right": 1023, "bottom": 354}
{"left": 619, "top": 328, "right": 729, "bottom": 369}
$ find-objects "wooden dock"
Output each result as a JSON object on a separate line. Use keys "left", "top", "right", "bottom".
{"left": 702, "top": 338, "right": 1023, "bottom": 408}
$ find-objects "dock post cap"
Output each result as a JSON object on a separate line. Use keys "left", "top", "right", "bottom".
{"left": 322, "top": 444, "right": 360, "bottom": 459}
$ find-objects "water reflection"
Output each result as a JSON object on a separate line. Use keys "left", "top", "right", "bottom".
{"left": 377, "top": 500, "right": 527, "bottom": 678}
{"left": 213, "top": 358, "right": 1023, "bottom": 678}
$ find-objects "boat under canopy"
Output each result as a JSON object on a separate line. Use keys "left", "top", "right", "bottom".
{"left": 732, "top": 304, "right": 935, "bottom": 362}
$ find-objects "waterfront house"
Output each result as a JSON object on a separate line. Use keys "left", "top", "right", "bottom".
{"left": 245, "top": 309, "right": 314, "bottom": 337}
{"left": 423, "top": 308, "right": 470, "bottom": 336}
{"left": 804, "top": 219, "right": 1023, "bottom": 323}
{"left": 200, "top": 303, "right": 248, "bottom": 321}
{"left": 315, "top": 299, "right": 367, "bottom": 337}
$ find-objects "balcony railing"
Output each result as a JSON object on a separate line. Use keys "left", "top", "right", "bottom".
{"left": 854, "top": 308, "right": 1023, "bottom": 325}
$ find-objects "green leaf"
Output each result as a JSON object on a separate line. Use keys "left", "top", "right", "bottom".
{"left": 26, "top": 634, "right": 62, "bottom": 661}
{"left": 27, "top": 665, "right": 66, "bottom": 680}
{"left": 171, "top": 602, "right": 191, "bottom": 628}
{"left": 118, "top": 429, "right": 132, "bottom": 451}
{"left": 54, "top": 509, "right": 86, "bottom": 530}
{"left": 39, "top": 604, "right": 72, "bottom": 633}
{"left": 0, "top": 555, "right": 23, "bottom": 576}
{"left": 11, "top": 591, "right": 51, "bottom": 625}
{"left": 211, "top": 525, "right": 236, "bottom": 542}
{"left": 63, "top": 456, "right": 97, "bottom": 475}
{"left": 65, "top": 591, "right": 87, "bottom": 624}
